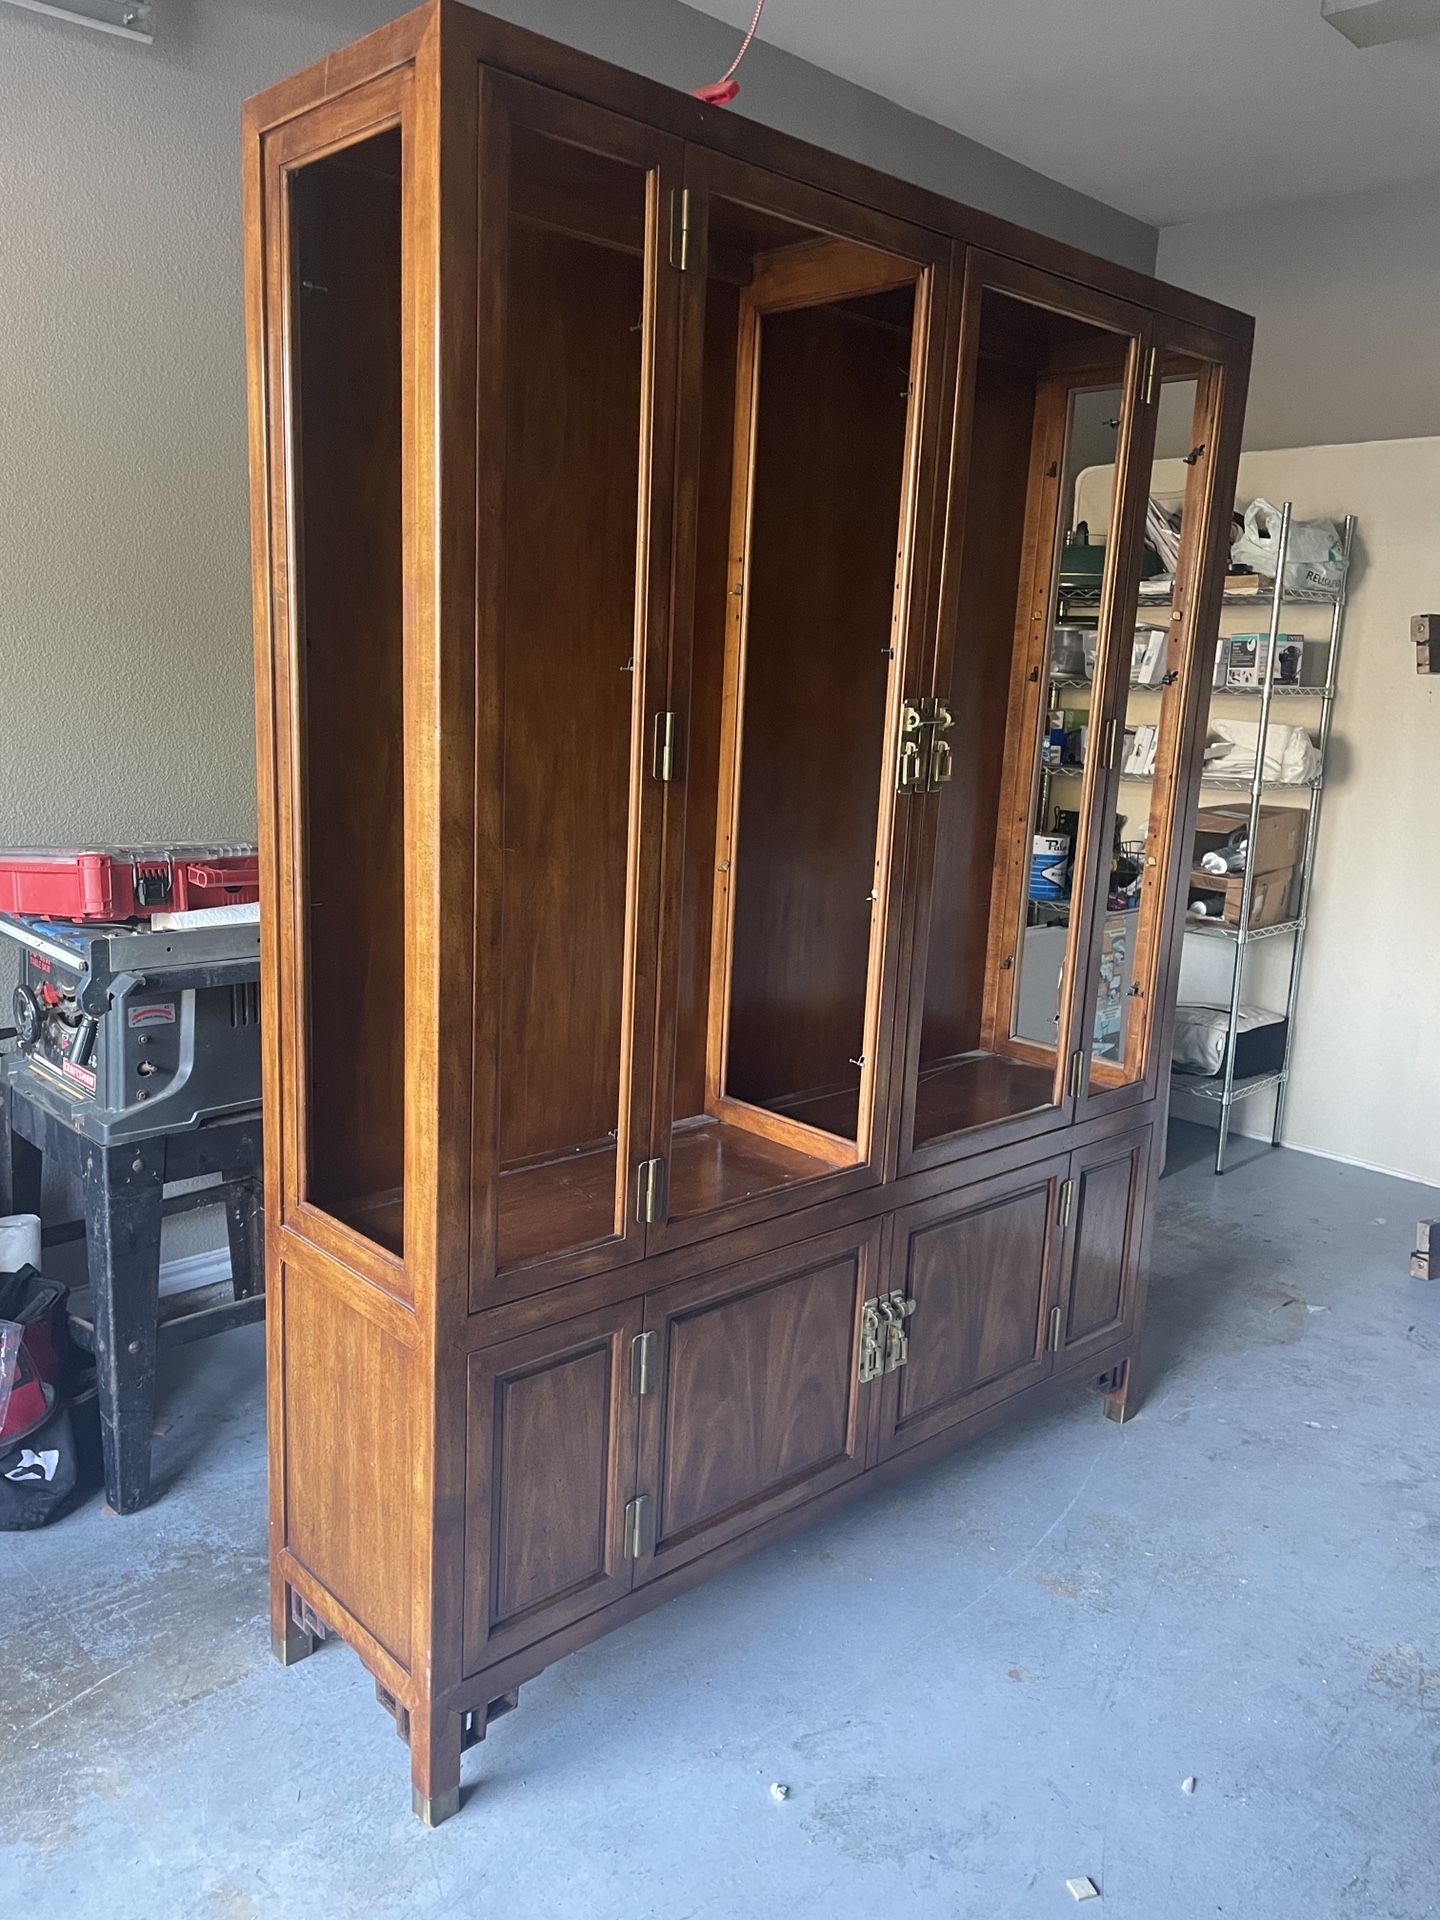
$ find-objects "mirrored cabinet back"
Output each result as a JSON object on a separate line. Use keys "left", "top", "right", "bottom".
{"left": 243, "top": 0, "right": 1251, "bottom": 1824}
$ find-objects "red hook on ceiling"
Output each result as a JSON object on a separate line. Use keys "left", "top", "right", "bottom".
{"left": 692, "top": 0, "right": 768, "bottom": 106}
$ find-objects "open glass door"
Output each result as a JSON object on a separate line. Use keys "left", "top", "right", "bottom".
{"left": 262, "top": 71, "right": 416, "bottom": 1296}
{"left": 469, "top": 77, "right": 683, "bottom": 1307}
{"left": 1075, "top": 329, "right": 1242, "bottom": 1111}
{"left": 894, "top": 254, "right": 1154, "bottom": 1175}
{"left": 649, "top": 151, "right": 950, "bottom": 1248}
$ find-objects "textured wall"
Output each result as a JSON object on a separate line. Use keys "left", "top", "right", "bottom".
{"left": 1157, "top": 170, "right": 1440, "bottom": 453}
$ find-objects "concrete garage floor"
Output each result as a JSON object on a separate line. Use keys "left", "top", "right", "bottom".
{"left": 4, "top": 1121, "right": 1438, "bottom": 1918}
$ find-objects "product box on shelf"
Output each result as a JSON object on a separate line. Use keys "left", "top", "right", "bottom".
{"left": 1193, "top": 802, "right": 1306, "bottom": 877}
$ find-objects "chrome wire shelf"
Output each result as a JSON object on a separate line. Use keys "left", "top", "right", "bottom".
{"left": 1171, "top": 505, "right": 1355, "bottom": 1174}
{"left": 1184, "top": 914, "right": 1306, "bottom": 945}
{"left": 1173, "top": 1067, "right": 1287, "bottom": 1104}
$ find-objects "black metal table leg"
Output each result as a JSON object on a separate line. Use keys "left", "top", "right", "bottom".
{"left": 82, "top": 1142, "right": 166, "bottom": 1513}
{"left": 223, "top": 1176, "right": 264, "bottom": 1300}
{"left": 8, "top": 1121, "right": 44, "bottom": 1222}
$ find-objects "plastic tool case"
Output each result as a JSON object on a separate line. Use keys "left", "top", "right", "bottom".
{"left": 0, "top": 846, "right": 259, "bottom": 923}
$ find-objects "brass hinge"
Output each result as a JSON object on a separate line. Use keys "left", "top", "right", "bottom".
{"left": 859, "top": 1290, "right": 915, "bottom": 1382}
{"left": 896, "top": 695, "right": 955, "bottom": 794}
{"left": 630, "top": 1331, "right": 657, "bottom": 1396}
{"left": 1047, "top": 1304, "right": 1064, "bottom": 1353}
{"left": 1058, "top": 1177, "right": 1075, "bottom": 1228}
{"left": 652, "top": 710, "right": 678, "bottom": 782}
{"left": 1142, "top": 344, "right": 1159, "bottom": 405}
{"left": 636, "top": 1157, "right": 667, "bottom": 1225}
{"left": 1068, "top": 1049, "right": 1086, "bottom": 1098}
{"left": 669, "top": 187, "right": 694, "bottom": 272}
{"left": 622, "top": 1494, "right": 652, "bottom": 1559}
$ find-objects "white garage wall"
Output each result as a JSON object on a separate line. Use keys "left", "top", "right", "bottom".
{"left": 1169, "top": 441, "right": 1440, "bottom": 1186}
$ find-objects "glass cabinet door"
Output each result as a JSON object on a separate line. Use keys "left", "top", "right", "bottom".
{"left": 1076, "top": 332, "right": 1240, "bottom": 1107}
{"left": 650, "top": 152, "right": 949, "bottom": 1244}
{"left": 265, "top": 73, "right": 415, "bottom": 1282}
{"left": 895, "top": 255, "right": 1154, "bottom": 1173}
{"left": 469, "top": 78, "right": 683, "bottom": 1302}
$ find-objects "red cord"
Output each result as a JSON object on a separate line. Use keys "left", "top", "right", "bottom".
{"left": 693, "top": 0, "right": 767, "bottom": 105}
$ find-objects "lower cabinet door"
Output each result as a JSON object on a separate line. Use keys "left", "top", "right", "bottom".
{"left": 631, "top": 1221, "right": 883, "bottom": 1586}
{"left": 1057, "top": 1125, "right": 1151, "bottom": 1364}
{"left": 464, "top": 1300, "right": 643, "bottom": 1673}
{"left": 875, "top": 1154, "right": 1067, "bottom": 1462}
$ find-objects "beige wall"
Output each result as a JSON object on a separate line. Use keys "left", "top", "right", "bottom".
{"left": 1168, "top": 441, "right": 1440, "bottom": 1186}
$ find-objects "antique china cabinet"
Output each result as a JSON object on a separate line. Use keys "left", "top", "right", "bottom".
{"left": 244, "top": 0, "right": 1251, "bottom": 1822}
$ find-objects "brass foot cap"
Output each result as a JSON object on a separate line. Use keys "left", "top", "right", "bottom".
{"left": 413, "top": 1784, "right": 460, "bottom": 1827}
{"left": 271, "top": 1628, "right": 315, "bottom": 1667}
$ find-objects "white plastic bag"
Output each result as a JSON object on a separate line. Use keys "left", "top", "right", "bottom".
{"left": 1203, "top": 718, "right": 1321, "bottom": 786}
{"left": 1232, "top": 499, "right": 1347, "bottom": 596}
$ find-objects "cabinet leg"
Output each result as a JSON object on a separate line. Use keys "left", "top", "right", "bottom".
{"left": 411, "top": 1704, "right": 463, "bottom": 1828}
{"left": 271, "top": 1578, "right": 316, "bottom": 1667}
{"left": 1100, "top": 1358, "right": 1137, "bottom": 1424}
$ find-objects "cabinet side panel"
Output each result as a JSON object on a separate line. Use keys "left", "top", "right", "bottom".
{"left": 281, "top": 1258, "right": 416, "bottom": 1667}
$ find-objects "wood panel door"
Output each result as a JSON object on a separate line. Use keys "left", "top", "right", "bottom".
{"left": 646, "top": 145, "right": 954, "bottom": 1254}
{"left": 463, "top": 1300, "right": 643, "bottom": 1674}
{"left": 875, "top": 1154, "right": 1068, "bottom": 1462}
{"left": 468, "top": 75, "right": 684, "bottom": 1310}
{"left": 631, "top": 1221, "right": 884, "bottom": 1585}
{"left": 1055, "top": 1126, "right": 1151, "bottom": 1365}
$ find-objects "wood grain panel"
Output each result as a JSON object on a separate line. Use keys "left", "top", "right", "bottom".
{"left": 289, "top": 129, "right": 406, "bottom": 1250}
{"left": 633, "top": 1222, "right": 881, "bottom": 1580}
{"left": 465, "top": 1299, "right": 642, "bottom": 1671}
{"left": 673, "top": 278, "right": 739, "bottom": 1124}
{"left": 723, "top": 294, "right": 911, "bottom": 1123}
{"left": 498, "top": 210, "right": 643, "bottom": 1171}
{"left": 1061, "top": 1129, "right": 1147, "bottom": 1355}
{"left": 877, "top": 1157, "right": 1065, "bottom": 1459}
{"left": 281, "top": 1258, "right": 415, "bottom": 1666}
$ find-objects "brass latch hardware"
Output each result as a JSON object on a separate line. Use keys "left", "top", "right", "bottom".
{"left": 877, "top": 1292, "right": 916, "bottom": 1371}
{"left": 1068, "top": 1049, "right": 1086, "bottom": 1098}
{"left": 636, "top": 1157, "right": 667, "bottom": 1225}
{"left": 1142, "top": 344, "right": 1159, "bottom": 405}
{"left": 1058, "top": 1177, "right": 1075, "bottom": 1228}
{"left": 859, "top": 1298, "right": 885, "bottom": 1383}
{"left": 652, "top": 710, "right": 678, "bottom": 783}
{"left": 622, "top": 1494, "right": 653, "bottom": 1559}
{"left": 895, "top": 695, "right": 956, "bottom": 794}
{"left": 630, "top": 1331, "right": 657, "bottom": 1396}
{"left": 669, "top": 187, "right": 694, "bottom": 272}
{"left": 859, "top": 1290, "right": 916, "bottom": 1382}
{"left": 1047, "top": 1304, "right": 1064, "bottom": 1353}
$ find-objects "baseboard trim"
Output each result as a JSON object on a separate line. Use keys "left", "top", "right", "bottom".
{"left": 159, "top": 1245, "right": 233, "bottom": 1298}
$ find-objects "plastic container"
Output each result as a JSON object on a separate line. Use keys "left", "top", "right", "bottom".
{"left": 0, "top": 846, "right": 258, "bottom": 922}
{"left": 0, "top": 1215, "right": 41, "bottom": 1274}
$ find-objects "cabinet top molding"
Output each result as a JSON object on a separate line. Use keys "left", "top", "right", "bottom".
{"left": 241, "top": 0, "right": 1252, "bottom": 348}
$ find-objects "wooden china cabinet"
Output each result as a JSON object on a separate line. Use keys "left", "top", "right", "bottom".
{"left": 243, "top": 0, "right": 1251, "bottom": 1823}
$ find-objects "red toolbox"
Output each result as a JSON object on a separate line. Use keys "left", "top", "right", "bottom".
{"left": 0, "top": 847, "right": 259, "bottom": 922}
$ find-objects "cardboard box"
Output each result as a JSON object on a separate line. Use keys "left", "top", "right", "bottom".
{"left": 1187, "top": 865, "right": 1296, "bottom": 929}
{"left": 1194, "top": 803, "right": 1306, "bottom": 876}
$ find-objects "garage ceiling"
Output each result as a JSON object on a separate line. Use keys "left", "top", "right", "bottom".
{"left": 684, "top": 0, "right": 1440, "bottom": 224}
